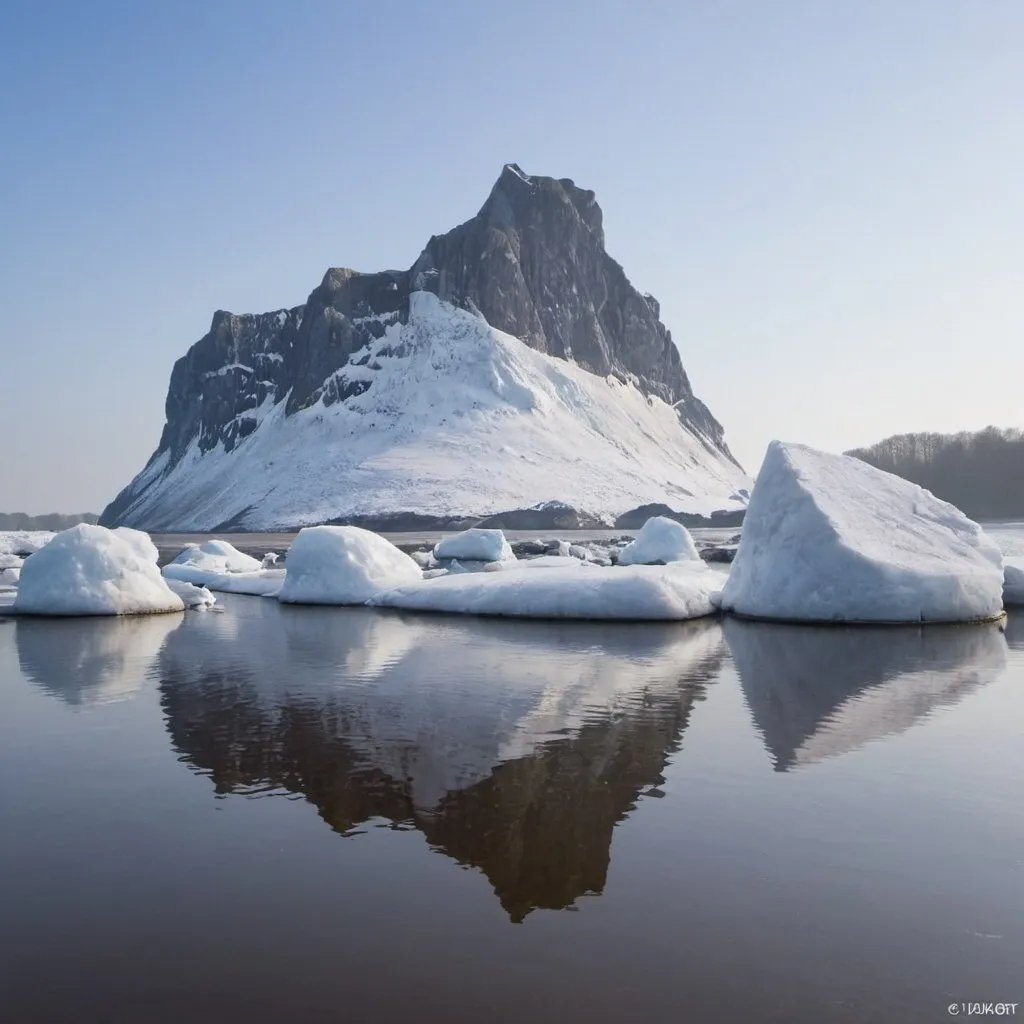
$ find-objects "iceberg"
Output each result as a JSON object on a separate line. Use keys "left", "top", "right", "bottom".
{"left": 617, "top": 516, "right": 700, "bottom": 566}
{"left": 167, "top": 539, "right": 262, "bottom": 574}
{"left": 369, "top": 563, "right": 722, "bottom": 620}
{"left": 433, "top": 528, "right": 515, "bottom": 563}
{"left": 1003, "top": 557, "right": 1024, "bottom": 606}
{"left": 13, "top": 524, "right": 185, "bottom": 616}
{"left": 277, "top": 525, "right": 423, "bottom": 605}
{"left": 720, "top": 441, "right": 1005, "bottom": 623}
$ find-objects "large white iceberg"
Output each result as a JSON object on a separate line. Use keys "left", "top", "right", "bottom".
{"left": 13, "top": 524, "right": 185, "bottom": 616}
{"left": 433, "top": 528, "right": 515, "bottom": 563}
{"left": 369, "top": 563, "right": 722, "bottom": 620}
{"left": 277, "top": 525, "right": 423, "bottom": 605}
{"left": 720, "top": 441, "right": 1005, "bottom": 624}
{"left": 617, "top": 516, "right": 701, "bottom": 566}
{"left": 1003, "top": 557, "right": 1024, "bottom": 605}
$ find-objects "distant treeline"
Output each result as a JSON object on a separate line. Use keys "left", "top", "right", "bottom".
{"left": 0, "top": 512, "right": 98, "bottom": 531}
{"left": 847, "top": 426, "right": 1024, "bottom": 520}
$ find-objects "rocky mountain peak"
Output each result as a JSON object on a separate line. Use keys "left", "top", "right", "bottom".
{"left": 101, "top": 165, "right": 745, "bottom": 531}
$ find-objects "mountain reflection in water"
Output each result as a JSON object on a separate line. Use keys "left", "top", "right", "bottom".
{"left": 725, "top": 618, "right": 1007, "bottom": 770}
{"left": 154, "top": 600, "right": 726, "bottom": 922}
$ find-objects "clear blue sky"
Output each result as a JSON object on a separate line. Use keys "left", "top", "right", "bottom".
{"left": 2, "top": 0, "right": 1022, "bottom": 514}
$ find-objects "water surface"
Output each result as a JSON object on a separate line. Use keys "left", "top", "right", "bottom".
{"left": 1, "top": 594, "right": 1022, "bottom": 1023}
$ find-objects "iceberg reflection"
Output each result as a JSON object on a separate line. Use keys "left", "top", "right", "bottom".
{"left": 725, "top": 618, "right": 1007, "bottom": 771}
{"left": 17, "top": 612, "right": 184, "bottom": 706}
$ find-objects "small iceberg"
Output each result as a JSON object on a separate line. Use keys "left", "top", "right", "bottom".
{"left": 434, "top": 528, "right": 515, "bottom": 563}
{"left": 163, "top": 538, "right": 281, "bottom": 596}
{"left": 720, "top": 441, "right": 1005, "bottom": 623}
{"left": 277, "top": 525, "right": 423, "bottom": 605}
{"left": 369, "top": 562, "right": 722, "bottom": 621}
{"left": 13, "top": 524, "right": 185, "bottom": 616}
{"left": 617, "top": 516, "right": 701, "bottom": 566}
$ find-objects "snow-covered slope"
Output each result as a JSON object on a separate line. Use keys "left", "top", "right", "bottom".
{"left": 107, "top": 293, "right": 750, "bottom": 531}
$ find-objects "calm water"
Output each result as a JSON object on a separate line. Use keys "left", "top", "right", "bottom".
{"left": 2, "top": 596, "right": 1023, "bottom": 1021}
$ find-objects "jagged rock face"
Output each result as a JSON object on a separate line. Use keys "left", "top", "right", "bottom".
{"left": 102, "top": 165, "right": 742, "bottom": 529}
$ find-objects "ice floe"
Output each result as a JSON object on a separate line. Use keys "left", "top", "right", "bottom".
{"left": 369, "top": 562, "right": 722, "bottom": 620}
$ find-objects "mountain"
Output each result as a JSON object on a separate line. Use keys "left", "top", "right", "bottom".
{"left": 0, "top": 512, "right": 98, "bottom": 531}
{"left": 101, "top": 165, "right": 749, "bottom": 532}
{"left": 847, "top": 426, "right": 1024, "bottom": 520}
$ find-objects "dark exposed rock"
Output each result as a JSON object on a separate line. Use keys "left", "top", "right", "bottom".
{"left": 614, "top": 503, "right": 746, "bottom": 529}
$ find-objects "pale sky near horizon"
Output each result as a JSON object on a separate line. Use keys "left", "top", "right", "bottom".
{"left": 1, "top": 1, "right": 1022, "bottom": 514}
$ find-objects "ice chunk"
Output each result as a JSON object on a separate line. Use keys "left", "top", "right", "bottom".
{"left": 13, "top": 524, "right": 185, "bottom": 616}
{"left": 618, "top": 516, "right": 700, "bottom": 565}
{"left": 433, "top": 528, "right": 515, "bottom": 563}
{"left": 720, "top": 441, "right": 1005, "bottom": 623}
{"left": 277, "top": 525, "right": 422, "bottom": 605}
{"left": 0, "top": 553, "right": 23, "bottom": 570}
{"left": 163, "top": 577, "right": 217, "bottom": 608}
{"left": 369, "top": 563, "right": 722, "bottom": 620}
{"left": 0, "top": 531, "right": 55, "bottom": 556}
{"left": 261, "top": 552, "right": 280, "bottom": 568}
{"left": 0, "top": 565, "right": 22, "bottom": 586}
{"left": 1003, "top": 557, "right": 1024, "bottom": 605}
{"left": 168, "top": 539, "right": 261, "bottom": 574}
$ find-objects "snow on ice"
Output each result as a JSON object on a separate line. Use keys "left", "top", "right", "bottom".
{"left": 368, "top": 562, "right": 722, "bottom": 620}
{"left": 277, "top": 525, "right": 423, "bottom": 605}
{"left": 13, "top": 524, "right": 185, "bottom": 616}
{"left": 433, "top": 528, "right": 515, "bottom": 563}
{"left": 720, "top": 441, "right": 1005, "bottom": 623}
{"left": 617, "top": 516, "right": 701, "bottom": 566}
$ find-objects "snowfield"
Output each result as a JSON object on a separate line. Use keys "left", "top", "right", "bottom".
{"left": 107, "top": 292, "right": 750, "bottom": 531}
{"left": 720, "top": 442, "right": 1005, "bottom": 624}
{"left": 368, "top": 562, "right": 723, "bottom": 620}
